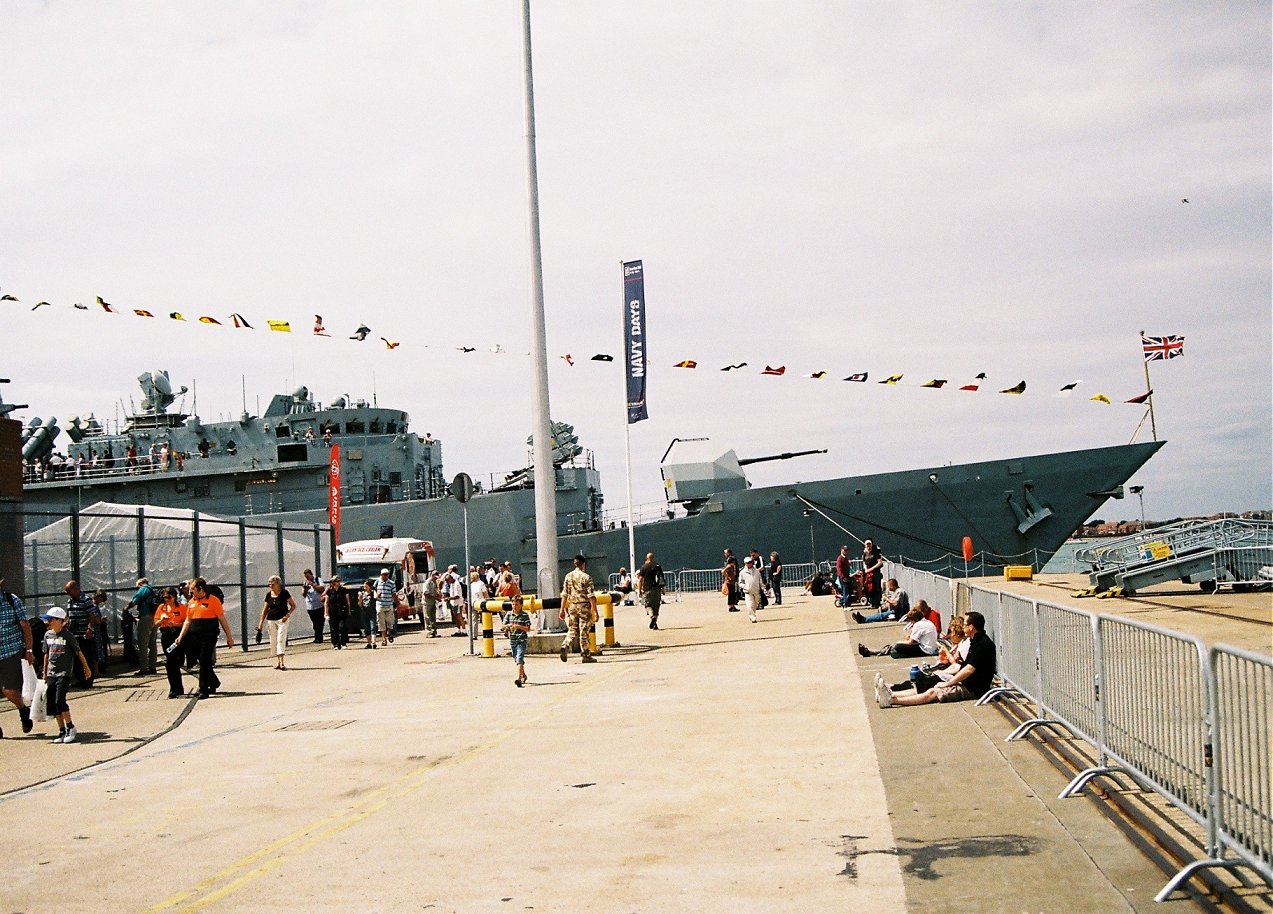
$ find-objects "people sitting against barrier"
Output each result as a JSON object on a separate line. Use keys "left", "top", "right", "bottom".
{"left": 923, "top": 602, "right": 941, "bottom": 634}
{"left": 876, "top": 611, "right": 996, "bottom": 708}
{"left": 857, "top": 603, "right": 940, "bottom": 659}
{"left": 853, "top": 578, "right": 910, "bottom": 624}
{"left": 878, "top": 615, "right": 970, "bottom": 694}
{"left": 803, "top": 571, "right": 833, "bottom": 597}
{"left": 615, "top": 568, "right": 634, "bottom": 605}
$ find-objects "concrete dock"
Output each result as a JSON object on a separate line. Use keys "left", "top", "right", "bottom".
{"left": 0, "top": 581, "right": 1268, "bottom": 913}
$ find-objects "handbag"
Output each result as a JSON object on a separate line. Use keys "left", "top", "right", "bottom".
{"left": 31, "top": 678, "right": 48, "bottom": 723}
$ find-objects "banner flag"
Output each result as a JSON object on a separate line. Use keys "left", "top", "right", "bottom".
{"left": 960, "top": 372, "right": 987, "bottom": 391}
{"left": 1091, "top": 393, "right": 1111, "bottom": 404}
{"left": 199, "top": 315, "right": 222, "bottom": 326}
{"left": 169, "top": 312, "right": 185, "bottom": 321}
{"left": 921, "top": 379, "right": 947, "bottom": 388}
{"left": 844, "top": 372, "right": 868, "bottom": 382}
{"left": 1000, "top": 380, "right": 1026, "bottom": 394}
{"left": 1141, "top": 334, "right": 1184, "bottom": 361}
{"left": 1125, "top": 389, "right": 1153, "bottom": 404}
{"left": 721, "top": 363, "right": 748, "bottom": 371}
{"left": 674, "top": 360, "right": 697, "bottom": 369}
{"left": 268, "top": 319, "right": 291, "bottom": 333}
{"left": 96, "top": 296, "right": 114, "bottom": 313}
{"left": 623, "top": 260, "right": 648, "bottom": 423}
{"left": 328, "top": 444, "right": 342, "bottom": 544}
{"left": 879, "top": 374, "right": 902, "bottom": 385}
{"left": 762, "top": 365, "right": 786, "bottom": 376}
{"left": 231, "top": 313, "right": 253, "bottom": 329}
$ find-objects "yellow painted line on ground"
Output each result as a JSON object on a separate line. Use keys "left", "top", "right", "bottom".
{"left": 140, "top": 665, "right": 630, "bottom": 914}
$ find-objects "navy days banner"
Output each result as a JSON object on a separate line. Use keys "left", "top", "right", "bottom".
{"left": 623, "top": 260, "right": 648, "bottom": 424}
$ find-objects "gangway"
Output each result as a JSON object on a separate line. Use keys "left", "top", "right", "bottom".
{"left": 1073, "top": 518, "right": 1273, "bottom": 596}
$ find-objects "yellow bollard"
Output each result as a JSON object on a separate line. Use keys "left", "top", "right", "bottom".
{"left": 481, "top": 608, "right": 495, "bottom": 658}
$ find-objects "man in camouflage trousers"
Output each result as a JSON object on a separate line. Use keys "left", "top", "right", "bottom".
{"left": 559, "top": 553, "right": 598, "bottom": 664}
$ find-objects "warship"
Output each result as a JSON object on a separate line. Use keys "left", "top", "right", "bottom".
{"left": 16, "top": 371, "right": 1165, "bottom": 578}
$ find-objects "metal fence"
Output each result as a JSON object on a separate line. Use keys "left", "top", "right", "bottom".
{"left": 960, "top": 578, "right": 1273, "bottom": 899}
{"left": 16, "top": 505, "right": 333, "bottom": 651}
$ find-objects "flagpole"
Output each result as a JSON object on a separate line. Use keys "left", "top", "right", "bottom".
{"left": 622, "top": 262, "right": 637, "bottom": 578}
{"left": 1140, "top": 329, "right": 1158, "bottom": 441}
{"left": 521, "top": 0, "right": 561, "bottom": 606}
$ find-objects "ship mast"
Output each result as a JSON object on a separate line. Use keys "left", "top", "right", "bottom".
{"left": 521, "top": 0, "right": 560, "bottom": 602}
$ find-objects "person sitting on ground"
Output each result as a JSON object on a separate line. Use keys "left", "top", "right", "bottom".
{"left": 803, "top": 571, "right": 833, "bottom": 597}
{"left": 876, "top": 611, "right": 996, "bottom": 708}
{"left": 879, "top": 615, "right": 971, "bottom": 694}
{"left": 857, "top": 602, "right": 939, "bottom": 659}
{"left": 853, "top": 578, "right": 910, "bottom": 624}
{"left": 615, "top": 567, "right": 634, "bottom": 605}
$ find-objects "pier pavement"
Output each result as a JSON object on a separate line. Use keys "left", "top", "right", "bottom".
{"left": 1, "top": 583, "right": 1262, "bottom": 913}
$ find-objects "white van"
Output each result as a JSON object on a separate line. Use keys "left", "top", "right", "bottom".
{"left": 335, "top": 537, "right": 435, "bottom": 622}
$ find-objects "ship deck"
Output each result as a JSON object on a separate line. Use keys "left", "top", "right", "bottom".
{"left": 0, "top": 578, "right": 1268, "bottom": 913}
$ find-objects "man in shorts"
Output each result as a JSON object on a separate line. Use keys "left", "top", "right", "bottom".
{"left": 0, "top": 581, "right": 35, "bottom": 737}
{"left": 636, "top": 552, "right": 664, "bottom": 631}
{"left": 876, "top": 611, "right": 996, "bottom": 708}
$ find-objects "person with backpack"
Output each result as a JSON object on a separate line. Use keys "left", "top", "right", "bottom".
{"left": 125, "top": 577, "right": 160, "bottom": 676}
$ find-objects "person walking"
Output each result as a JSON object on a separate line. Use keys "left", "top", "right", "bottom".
{"left": 722, "top": 549, "right": 739, "bottom": 613}
{"left": 0, "top": 581, "right": 35, "bottom": 737}
{"left": 739, "top": 556, "right": 765, "bottom": 623}
{"left": 301, "top": 569, "right": 326, "bottom": 643}
{"left": 153, "top": 587, "right": 187, "bottom": 698}
{"left": 501, "top": 600, "right": 532, "bottom": 687}
{"left": 255, "top": 575, "right": 296, "bottom": 669}
{"left": 559, "top": 554, "right": 598, "bottom": 664}
{"left": 375, "top": 569, "right": 396, "bottom": 645}
{"left": 125, "top": 577, "right": 159, "bottom": 676}
{"left": 636, "top": 552, "right": 665, "bottom": 630}
{"left": 173, "top": 577, "right": 235, "bottom": 699}
{"left": 421, "top": 571, "right": 440, "bottom": 638}
{"left": 358, "top": 579, "right": 378, "bottom": 648}
{"left": 41, "top": 608, "right": 92, "bottom": 743}
{"left": 767, "top": 552, "right": 784, "bottom": 606}
{"left": 324, "top": 576, "right": 353, "bottom": 650}
{"left": 63, "top": 581, "right": 100, "bottom": 687}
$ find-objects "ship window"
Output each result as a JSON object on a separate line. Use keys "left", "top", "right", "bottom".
{"left": 369, "top": 418, "right": 383, "bottom": 434}
{"left": 193, "top": 484, "right": 210, "bottom": 498}
{"left": 235, "top": 480, "right": 247, "bottom": 492}
{"left": 275, "top": 424, "right": 292, "bottom": 440}
{"left": 277, "top": 443, "right": 308, "bottom": 463}
{"left": 345, "top": 419, "right": 365, "bottom": 434}
{"left": 386, "top": 421, "right": 397, "bottom": 434}
{"left": 388, "top": 472, "right": 402, "bottom": 485}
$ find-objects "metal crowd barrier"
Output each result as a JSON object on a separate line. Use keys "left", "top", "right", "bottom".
{"left": 959, "top": 578, "right": 1271, "bottom": 898}
{"left": 676, "top": 568, "right": 724, "bottom": 594}
{"left": 885, "top": 563, "right": 955, "bottom": 621}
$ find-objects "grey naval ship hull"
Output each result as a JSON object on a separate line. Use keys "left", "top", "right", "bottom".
{"left": 253, "top": 440, "right": 1166, "bottom": 578}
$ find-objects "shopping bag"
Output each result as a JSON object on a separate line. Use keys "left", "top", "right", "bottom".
{"left": 31, "top": 678, "right": 48, "bottom": 723}
{"left": 20, "top": 658, "right": 37, "bottom": 704}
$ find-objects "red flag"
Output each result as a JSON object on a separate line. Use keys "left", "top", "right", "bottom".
{"left": 133, "top": 309, "right": 154, "bottom": 318}
{"left": 328, "top": 444, "right": 342, "bottom": 544}
{"left": 1125, "top": 390, "right": 1153, "bottom": 404}
{"left": 96, "top": 295, "right": 114, "bottom": 313}
{"left": 761, "top": 365, "right": 785, "bottom": 376}
{"left": 674, "top": 360, "right": 697, "bottom": 368}
{"left": 561, "top": 354, "right": 574, "bottom": 367}
{"left": 960, "top": 372, "right": 987, "bottom": 391}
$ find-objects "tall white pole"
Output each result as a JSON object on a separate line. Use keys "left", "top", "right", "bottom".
{"left": 521, "top": 0, "right": 560, "bottom": 604}
{"left": 624, "top": 419, "right": 636, "bottom": 577}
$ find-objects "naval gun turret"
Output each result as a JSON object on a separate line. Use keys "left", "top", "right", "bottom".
{"left": 660, "top": 438, "right": 826, "bottom": 515}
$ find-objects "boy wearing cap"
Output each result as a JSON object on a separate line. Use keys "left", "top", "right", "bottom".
{"left": 41, "top": 608, "right": 92, "bottom": 743}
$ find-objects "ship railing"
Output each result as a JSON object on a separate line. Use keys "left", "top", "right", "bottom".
{"left": 598, "top": 501, "right": 680, "bottom": 529}
{"left": 960, "top": 577, "right": 1273, "bottom": 899}
{"left": 22, "top": 452, "right": 242, "bottom": 484}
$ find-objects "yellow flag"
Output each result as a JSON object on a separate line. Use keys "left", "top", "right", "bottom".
{"left": 199, "top": 315, "right": 222, "bottom": 326}
{"left": 1090, "top": 393, "right": 1111, "bottom": 404}
{"left": 268, "top": 320, "right": 292, "bottom": 333}
{"left": 133, "top": 309, "right": 154, "bottom": 318}
{"left": 169, "top": 312, "right": 185, "bottom": 321}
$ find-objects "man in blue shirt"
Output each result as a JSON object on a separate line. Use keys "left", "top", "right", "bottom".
{"left": 0, "top": 582, "right": 35, "bottom": 736}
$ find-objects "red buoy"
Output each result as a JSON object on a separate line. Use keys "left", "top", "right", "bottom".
{"left": 962, "top": 536, "right": 974, "bottom": 562}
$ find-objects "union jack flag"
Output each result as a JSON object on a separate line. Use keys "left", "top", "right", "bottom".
{"left": 1142, "top": 334, "right": 1184, "bottom": 361}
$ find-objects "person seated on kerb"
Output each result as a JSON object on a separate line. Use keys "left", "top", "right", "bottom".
{"left": 878, "top": 614, "right": 970, "bottom": 694}
{"left": 853, "top": 578, "right": 909, "bottom": 624}
{"left": 856, "top": 602, "right": 939, "bottom": 659}
{"left": 875, "top": 611, "right": 996, "bottom": 709}
{"left": 803, "top": 572, "right": 833, "bottom": 596}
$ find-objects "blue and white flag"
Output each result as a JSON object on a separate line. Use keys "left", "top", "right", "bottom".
{"left": 623, "top": 260, "right": 648, "bottom": 424}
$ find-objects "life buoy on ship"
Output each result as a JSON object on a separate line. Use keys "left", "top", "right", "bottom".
{"left": 961, "top": 536, "right": 974, "bottom": 562}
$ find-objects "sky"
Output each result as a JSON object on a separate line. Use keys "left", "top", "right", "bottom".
{"left": 2, "top": 1, "right": 1269, "bottom": 524}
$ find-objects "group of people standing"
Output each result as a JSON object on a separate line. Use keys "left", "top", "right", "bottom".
{"left": 721, "top": 548, "right": 784, "bottom": 623}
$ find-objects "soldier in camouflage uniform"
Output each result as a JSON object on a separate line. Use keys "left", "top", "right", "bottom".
{"left": 559, "top": 554, "right": 598, "bottom": 664}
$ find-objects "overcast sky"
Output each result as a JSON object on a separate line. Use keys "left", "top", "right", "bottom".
{"left": 3, "top": 1, "right": 1269, "bottom": 523}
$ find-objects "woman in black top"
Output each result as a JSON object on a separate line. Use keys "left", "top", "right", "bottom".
{"left": 861, "top": 540, "right": 885, "bottom": 609}
{"left": 256, "top": 575, "right": 296, "bottom": 670}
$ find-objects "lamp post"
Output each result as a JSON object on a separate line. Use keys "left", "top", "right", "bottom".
{"left": 1129, "top": 485, "right": 1146, "bottom": 530}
